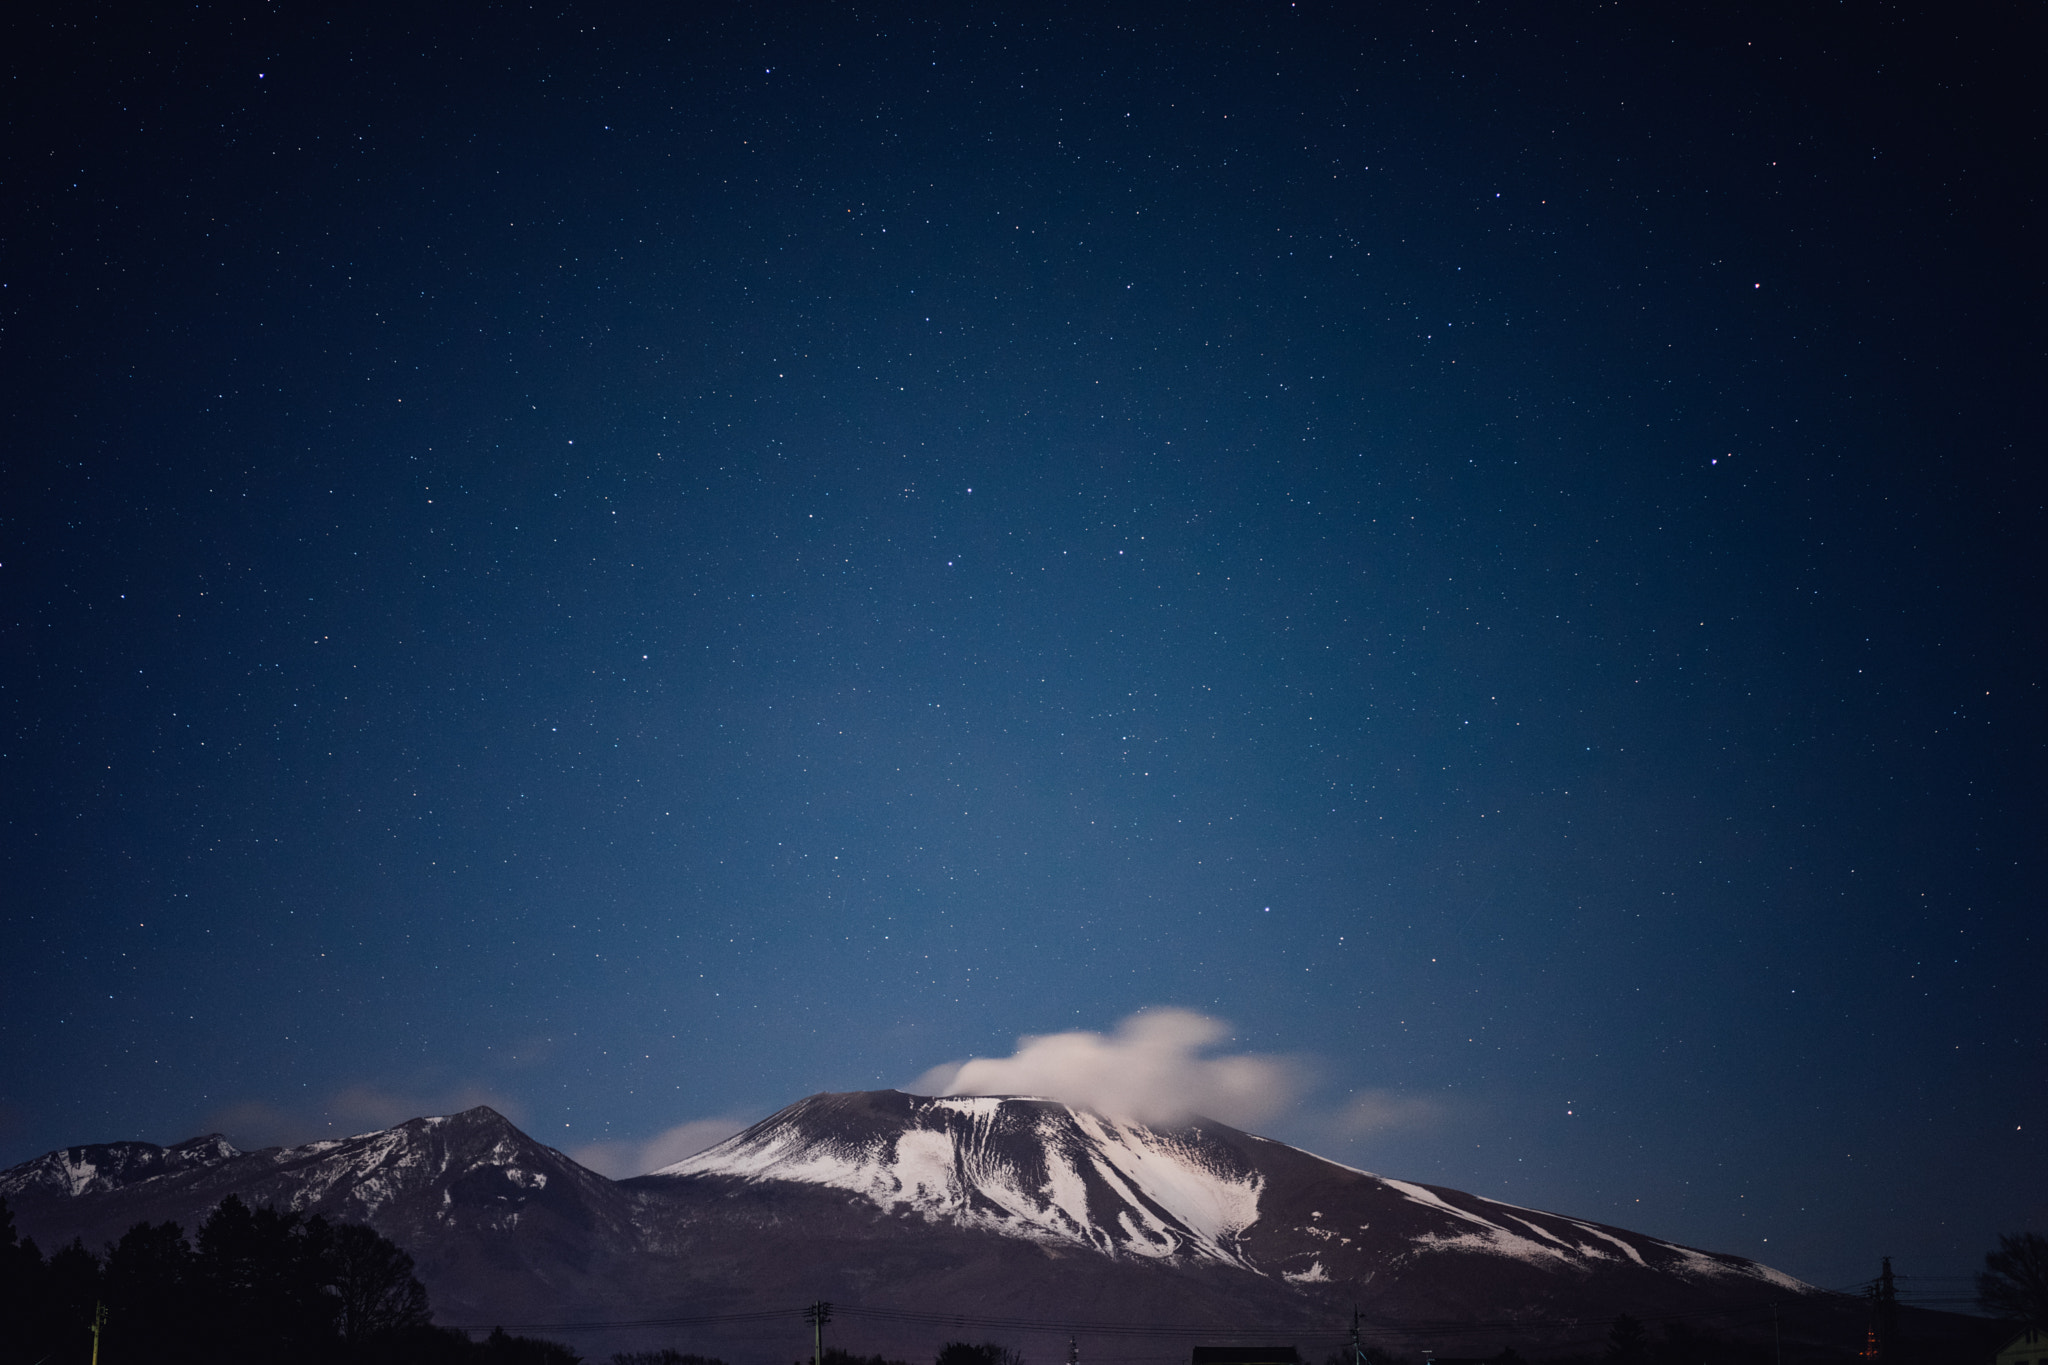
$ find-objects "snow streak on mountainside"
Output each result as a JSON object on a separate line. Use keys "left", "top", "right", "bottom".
{"left": 659, "top": 1092, "right": 1265, "bottom": 1266}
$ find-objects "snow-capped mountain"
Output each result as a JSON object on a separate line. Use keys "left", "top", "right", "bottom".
{"left": 0, "top": 1106, "right": 627, "bottom": 1235}
{"left": 643, "top": 1090, "right": 1810, "bottom": 1298}
{"left": 4, "top": 1091, "right": 1860, "bottom": 1363}
{"left": 0, "top": 1132, "right": 241, "bottom": 1199}
{"left": 0, "top": 1107, "right": 646, "bottom": 1325}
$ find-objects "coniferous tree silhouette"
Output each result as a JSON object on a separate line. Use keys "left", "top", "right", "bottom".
{"left": 104, "top": 1220, "right": 199, "bottom": 1365}
{"left": 0, "top": 1197, "right": 45, "bottom": 1365}
{"left": 43, "top": 1238, "right": 103, "bottom": 1365}
{"left": 1605, "top": 1315, "right": 1650, "bottom": 1365}
{"left": 195, "top": 1193, "right": 341, "bottom": 1359}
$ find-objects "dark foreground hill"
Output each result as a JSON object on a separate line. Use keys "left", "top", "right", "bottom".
{"left": 0, "top": 1092, "right": 1996, "bottom": 1364}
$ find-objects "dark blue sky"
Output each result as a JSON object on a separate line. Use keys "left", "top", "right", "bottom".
{"left": 4, "top": 0, "right": 2040, "bottom": 1294}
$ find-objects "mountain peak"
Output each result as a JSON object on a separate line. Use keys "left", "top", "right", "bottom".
{"left": 656, "top": 1089, "right": 1272, "bottom": 1268}
{"left": 394, "top": 1103, "right": 521, "bottom": 1137}
{"left": 2, "top": 1090, "right": 1848, "bottom": 1363}
{"left": 653, "top": 1089, "right": 1814, "bottom": 1299}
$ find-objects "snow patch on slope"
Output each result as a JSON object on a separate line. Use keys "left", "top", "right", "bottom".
{"left": 1570, "top": 1221, "right": 1649, "bottom": 1268}
{"left": 1390, "top": 1181, "right": 1625, "bottom": 1269}
{"left": 55, "top": 1154, "right": 100, "bottom": 1197}
{"left": 1653, "top": 1240, "right": 1813, "bottom": 1292}
{"left": 1383, "top": 1181, "right": 1816, "bottom": 1292}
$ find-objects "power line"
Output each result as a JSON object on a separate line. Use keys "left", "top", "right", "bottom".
{"left": 834, "top": 1300, "right": 1831, "bottom": 1337}
{"left": 445, "top": 1293, "right": 1845, "bottom": 1341}
{"left": 441, "top": 1309, "right": 813, "bottom": 1333}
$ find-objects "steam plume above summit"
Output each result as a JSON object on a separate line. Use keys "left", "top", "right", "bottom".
{"left": 910, "top": 1008, "right": 1303, "bottom": 1127}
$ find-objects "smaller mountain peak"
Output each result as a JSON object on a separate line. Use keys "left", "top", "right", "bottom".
{"left": 435, "top": 1104, "right": 512, "bottom": 1124}
{"left": 364, "top": 1105, "right": 521, "bottom": 1137}
{"left": 168, "top": 1133, "right": 239, "bottom": 1156}
{"left": 161, "top": 1134, "right": 242, "bottom": 1170}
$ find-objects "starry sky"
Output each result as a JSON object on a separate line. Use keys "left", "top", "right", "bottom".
{"left": 3, "top": 0, "right": 2041, "bottom": 1295}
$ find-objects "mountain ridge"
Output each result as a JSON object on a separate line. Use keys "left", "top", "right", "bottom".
{"left": 2, "top": 1091, "right": 1867, "bottom": 1363}
{"left": 634, "top": 1090, "right": 1810, "bottom": 1294}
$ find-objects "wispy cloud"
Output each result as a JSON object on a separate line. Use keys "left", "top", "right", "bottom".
{"left": 911, "top": 1008, "right": 1306, "bottom": 1128}
{"left": 1326, "top": 1089, "right": 1446, "bottom": 1138}
{"left": 569, "top": 1115, "right": 753, "bottom": 1178}
{"left": 202, "top": 1082, "right": 527, "bottom": 1149}
{"left": 200, "top": 1100, "right": 301, "bottom": 1149}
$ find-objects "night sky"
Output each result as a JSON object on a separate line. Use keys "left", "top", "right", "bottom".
{"left": 4, "top": 1, "right": 2041, "bottom": 1296}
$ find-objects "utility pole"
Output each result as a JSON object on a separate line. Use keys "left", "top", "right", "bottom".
{"left": 1876, "top": 1258, "right": 1898, "bottom": 1362}
{"left": 89, "top": 1302, "right": 108, "bottom": 1365}
{"left": 1068, "top": 1337, "right": 1079, "bottom": 1365}
{"left": 1862, "top": 1257, "right": 1898, "bottom": 1361}
{"left": 806, "top": 1301, "right": 833, "bottom": 1365}
{"left": 1351, "top": 1307, "right": 1365, "bottom": 1365}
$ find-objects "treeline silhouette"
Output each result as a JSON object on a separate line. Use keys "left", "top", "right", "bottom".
{"left": 791, "top": 1347, "right": 1018, "bottom": 1365}
{"left": 0, "top": 1193, "right": 580, "bottom": 1365}
{"left": 1312, "top": 1316, "right": 1778, "bottom": 1365}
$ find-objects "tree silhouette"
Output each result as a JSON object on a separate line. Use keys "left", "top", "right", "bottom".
{"left": 44, "top": 1238, "right": 103, "bottom": 1365}
{"left": 936, "top": 1343, "right": 1023, "bottom": 1365}
{"left": 1605, "top": 1315, "right": 1650, "bottom": 1365}
{"left": 0, "top": 1193, "right": 453, "bottom": 1365}
{"left": 1980, "top": 1232, "right": 2048, "bottom": 1326}
{"left": 480, "top": 1324, "right": 584, "bottom": 1363}
{"left": 1323, "top": 1348, "right": 1411, "bottom": 1365}
{"left": 195, "top": 1193, "right": 342, "bottom": 1358}
{"left": 104, "top": 1220, "right": 198, "bottom": 1364}
{"left": 0, "top": 1197, "right": 46, "bottom": 1365}
{"left": 330, "top": 1220, "right": 432, "bottom": 1344}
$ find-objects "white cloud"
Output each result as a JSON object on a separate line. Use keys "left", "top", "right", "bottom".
{"left": 569, "top": 1115, "right": 752, "bottom": 1178}
{"left": 911, "top": 1008, "right": 1305, "bottom": 1129}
